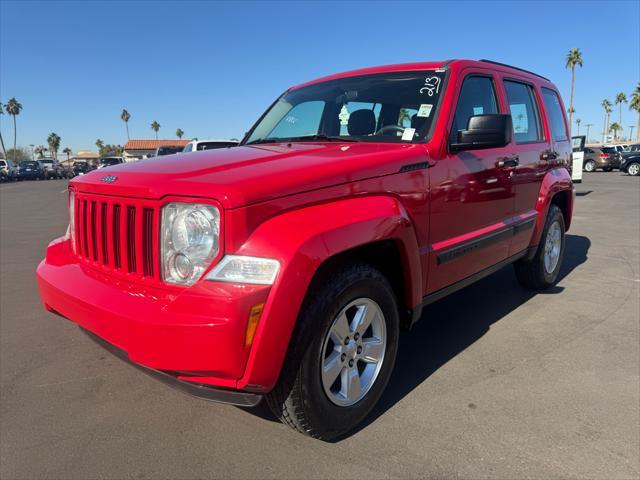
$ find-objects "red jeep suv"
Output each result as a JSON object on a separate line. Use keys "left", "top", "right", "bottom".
{"left": 37, "top": 59, "right": 574, "bottom": 440}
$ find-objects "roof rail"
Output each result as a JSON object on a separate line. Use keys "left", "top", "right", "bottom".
{"left": 479, "top": 59, "right": 550, "bottom": 82}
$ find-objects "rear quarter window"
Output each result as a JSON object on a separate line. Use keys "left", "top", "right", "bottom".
{"left": 541, "top": 88, "right": 568, "bottom": 142}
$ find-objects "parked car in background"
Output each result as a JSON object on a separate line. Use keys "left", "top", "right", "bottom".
{"left": 182, "top": 139, "right": 239, "bottom": 152}
{"left": 40, "top": 158, "right": 65, "bottom": 179}
{"left": 61, "top": 165, "right": 73, "bottom": 178}
{"left": 38, "top": 59, "right": 574, "bottom": 440}
{"left": 18, "top": 160, "right": 47, "bottom": 180}
{"left": 97, "top": 157, "right": 124, "bottom": 169}
{"left": 599, "top": 146, "right": 623, "bottom": 170}
{"left": 0, "top": 159, "right": 19, "bottom": 182}
{"left": 620, "top": 151, "right": 640, "bottom": 176}
{"left": 154, "top": 146, "right": 184, "bottom": 157}
{"left": 73, "top": 161, "right": 95, "bottom": 176}
{"left": 621, "top": 143, "right": 640, "bottom": 157}
{"left": 582, "top": 146, "right": 619, "bottom": 172}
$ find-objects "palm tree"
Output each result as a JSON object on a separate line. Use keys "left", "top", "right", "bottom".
{"left": 121, "top": 109, "right": 131, "bottom": 140}
{"left": 630, "top": 83, "right": 640, "bottom": 141}
{"left": 34, "top": 146, "right": 46, "bottom": 158}
{"left": 575, "top": 118, "right": 581, "bottom": 135}
{"left": 615, "top": 93, "right": 627, "bottom": 127}
{"left": 176, "top": 128, "right": 184, "bottom": 139}
{"left": 47, "top": 133, "right": 61, "bottom": 160}
{"left": 0, "top": 102, "right": 6, "bottom": 158}
{"left": 63, "top": 147, "right": 72, "bottom": 163}
{"left": 151, "top": 121, "right": 160, "bottom": 140}
{"left": 5, "top": 98, "right": 23, "bottom": 162}
{"left": 609, "top": 122, "right": 622, "bottom": 141}
{"left": 96, "top": 138, "right": 104, "bottom": 151}
{"left": 601, "top": 99, "right": 612, "bottom": 143}
{"left": 565, "top": 48, "right": 583, "bottom": 135}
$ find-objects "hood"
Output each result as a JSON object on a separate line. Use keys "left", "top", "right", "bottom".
{"left": 71, "top": 142, "right": 428, "bottom": 209}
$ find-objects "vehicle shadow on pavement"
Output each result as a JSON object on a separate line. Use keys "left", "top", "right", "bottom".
{"left": 247, "top": 235, "right": 591, "bottom": 440}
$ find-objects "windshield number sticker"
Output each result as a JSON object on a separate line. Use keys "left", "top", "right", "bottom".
{"left": 420, "top": 76, "right": 441, "bottom": 96}
{"left": 402, "top": 128, "right": 416, "bottom": 141}
{"left": 417, "top": 104, "right": 433, "bottom": 117}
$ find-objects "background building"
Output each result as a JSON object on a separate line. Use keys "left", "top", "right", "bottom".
{"left": 123, "top": 140, "right": 189, "bottom": 161}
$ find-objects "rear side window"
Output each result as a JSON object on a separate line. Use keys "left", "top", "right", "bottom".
{"left": 541, "top": 88, "right": 568, "bottom": 141}
{"left": 504, "top": 80, "right": 542, "bottom": 143}
{"left": 450, "top": 76, "right": 498, "bottom": 141}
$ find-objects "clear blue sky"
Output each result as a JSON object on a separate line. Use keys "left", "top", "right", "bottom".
{"left": 1, "top": 0, "right": 638, "bottom": 152}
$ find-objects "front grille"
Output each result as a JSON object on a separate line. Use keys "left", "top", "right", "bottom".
{"left": 73, "top": 192, "right": 158, "bottom": 280}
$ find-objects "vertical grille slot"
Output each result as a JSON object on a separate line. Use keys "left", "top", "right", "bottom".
{"left": 82, "top": 200, "right": 89, "bottom": 258}
{"left": 113, "top": 205, "right": 121, "bottom": 269}
{"left": 126, "top": 206, "right": 137, "bottom": 273}
{"left": 101, "top": 203, "right": 109, "bottom": 265}
{"left": 90, "top": 201, "right": 98, "bottom": 261}
{"left": 142, "top": 208, "right": 154, "bottom": 277}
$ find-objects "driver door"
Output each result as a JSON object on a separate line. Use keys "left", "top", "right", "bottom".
{"left": 427, "top": 71, "right": 515, "bottom": 293}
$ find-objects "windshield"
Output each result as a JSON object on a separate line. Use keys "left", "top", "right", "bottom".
{"left": 196, "top": 142, "right": 237, "bottom": 151}
{"left": 41, "top": 160, "right": 53, "bottom": 164}
{"left": 244, "top": 70, "right": 446, "bottom": 145}
{"left": 100, "top": 158, "right": 121, "bottom": 165}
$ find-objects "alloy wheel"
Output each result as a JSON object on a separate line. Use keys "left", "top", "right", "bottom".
{"left": 320, "top": 298, "right": 387, "bottom": 407}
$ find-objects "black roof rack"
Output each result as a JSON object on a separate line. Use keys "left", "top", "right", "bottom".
{"left": 479, "top": 59, "right": 550, "bottom": 82}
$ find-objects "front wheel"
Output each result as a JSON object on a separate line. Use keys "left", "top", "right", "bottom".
{"left": 627, "top": 162, "right": 640, "bottom": 176}
{"left": 266, "top": 263, "right": 399, "bottom": 440}
{"left": 514, "top": 204, "right": 565, "bottom": 290}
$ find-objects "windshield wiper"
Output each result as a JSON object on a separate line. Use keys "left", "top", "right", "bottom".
{"left": 287, "top": 134, "right": 360, "bottom": 143}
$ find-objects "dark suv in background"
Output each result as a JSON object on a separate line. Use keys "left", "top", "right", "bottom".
{"left": 582, "top": 146, "right": 620, "bottom": 172}
{"left": 18, "top": 160, "right": 47, "bottom": 180}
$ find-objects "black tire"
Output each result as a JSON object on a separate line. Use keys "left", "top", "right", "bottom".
{"left": 266, "top": 263, "right": 399, "bottom": 441}
{"left": 583, "top": 160, "right": 596, "bottom": 172}
{"left": 514, "top": 204, "right": 565, "bottom": 290}
{"left": 602, "top": 167, "right": 612, "bottom": 172}
{"left": 627, "top": 162, "right": 640, "bottom": 176}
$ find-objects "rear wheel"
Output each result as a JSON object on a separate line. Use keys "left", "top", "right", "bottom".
{"left": 583, "top": 160, "right": 596, "bottom": 172}
{"left": 266, "top": 263, "right": 399, "bottom": 440}
{"left": 627, "top": 162, "right": 640, "bottom": 176}
{"left": 514, "top": 204, "right": 565, "bottom": 290}
{"left": 602, "top": 167, "right": 612, "bottom": 172}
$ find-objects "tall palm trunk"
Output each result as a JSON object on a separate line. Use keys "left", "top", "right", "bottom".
{"left": 602, "top": 112, "right": 607, "bottom": 143}
{"left": 0, "top": 129, "right": 6, "bottom": 158}
{"left": 568, "top": 66, "right": 575, "bottom": 136}
{"left": 126, "top": 122, "right": 130, "bottom": 140}
{"left": 637, "top": 111, "right": 640, "bottom": 141}
{"left": 12, "top": 115, "right": 16, "bottom": 160}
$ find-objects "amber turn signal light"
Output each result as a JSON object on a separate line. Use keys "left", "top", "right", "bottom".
{"left": 245, "top": 303, "right": 265, "bottom": 346}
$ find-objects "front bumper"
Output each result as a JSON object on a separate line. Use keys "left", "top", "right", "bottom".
{"left": 37, "top": 238, "right": 272, "bottom": 400}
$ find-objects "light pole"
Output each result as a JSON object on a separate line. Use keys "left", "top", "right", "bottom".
{"left": 29, "top": 144, "right": 35, "bottom": 160}
{"left": 629, "top": 126, "right": 635, "bottom": 142}
{"left": 585, "top": 124, "right": 593, "bottom": 143}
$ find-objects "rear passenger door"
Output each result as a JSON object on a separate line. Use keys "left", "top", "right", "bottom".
{"left": 500, "top": 78, "right": 549, "bottom": 254}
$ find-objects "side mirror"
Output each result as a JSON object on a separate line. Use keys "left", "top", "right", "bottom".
{"left": 450, "top": 114, "right": 513, "bottom": 152}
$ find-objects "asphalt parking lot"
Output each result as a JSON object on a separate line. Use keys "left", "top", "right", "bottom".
{"left": 0, "top": 174, "right": 638, "bottom": 479}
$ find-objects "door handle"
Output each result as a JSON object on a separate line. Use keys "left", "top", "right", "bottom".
{"left": 496, "top": 155, "right": 519, "bottom": 168}
{"left": 541, "top": 151, "right": 558, "bottom": 161}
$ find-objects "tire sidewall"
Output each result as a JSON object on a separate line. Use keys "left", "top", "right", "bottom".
{"left": 584, "top": 161, "right": 595, "bottom": 172}
{"left": 296, "top": 270, "right": 399, "bottom": 439}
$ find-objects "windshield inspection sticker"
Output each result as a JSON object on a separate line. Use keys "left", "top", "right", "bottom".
{"left": 419, "top": 76, "right": 441, "bottom": 96}
{"left": 402, "top": 128, "right": 416, "bottom": 141}
{"left": 417, "top": 104, "right": 433, "bottom": 117}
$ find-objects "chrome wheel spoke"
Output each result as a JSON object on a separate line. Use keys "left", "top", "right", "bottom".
{"left": 330, "top": 312, "right": 350, "bottom": 345}
{"left": 361, "top": 338, "right": 384, "bottom": 363}
{"left": 341, "top": 367, "right": 361, "bottom": 401}
{"left": 322, "top": 350, "right": 344, "bottom": 388}
{"left": 351, "top": 304, "right": 376, "bottom": 335}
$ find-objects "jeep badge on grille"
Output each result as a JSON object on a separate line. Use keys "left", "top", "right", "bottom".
{"left": 100, "top": 175, "right": 117, "bottom": 183}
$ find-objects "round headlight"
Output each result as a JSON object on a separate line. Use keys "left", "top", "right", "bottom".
{"left": 161, "top": 203, "right": 220, "bottom": 285}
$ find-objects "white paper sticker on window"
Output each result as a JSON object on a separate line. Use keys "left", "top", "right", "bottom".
{"left": 417, "top": 104, "right": 433, "bottom": 117}
{"left": 339, "top": 105, "right": 350, "bottom": 125}
{"left": 402, "top": 128, "right": 416, "bottom": 141}
{"left": 473, "top": 106, "right": 484, "bottom": 115}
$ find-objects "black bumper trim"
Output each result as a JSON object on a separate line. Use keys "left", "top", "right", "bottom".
{"left": 81, "top": 328, "right": 263, "bottom": 407}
